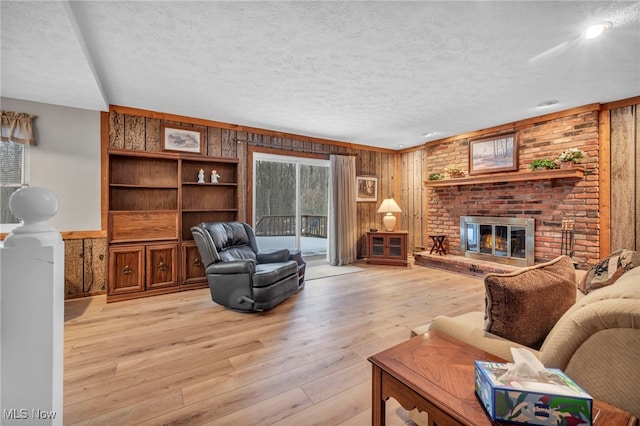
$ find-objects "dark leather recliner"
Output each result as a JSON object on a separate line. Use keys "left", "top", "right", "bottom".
{"left": 191, "top": 221, "right": 301, "bottom": 312}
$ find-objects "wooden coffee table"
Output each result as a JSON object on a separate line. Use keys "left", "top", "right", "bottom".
{"left": 368, "top": 330, "right": 638, "bottom": 426}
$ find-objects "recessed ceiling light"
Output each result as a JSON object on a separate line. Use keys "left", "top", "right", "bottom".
{"left": 422, "top": 132, "right": 434, "bottom": 138}
{"left": 396, "top": 144, "right": 405, "bottom": 148}
{"left": 585, "top": 21, "right": 613, "bottom": 39}
{"left": 537, "top": 100, "right": 559, "bottom": 108}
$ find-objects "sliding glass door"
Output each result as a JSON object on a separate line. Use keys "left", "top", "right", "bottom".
{"left": 253, "top": 153, "right": 329, "bottom": 257}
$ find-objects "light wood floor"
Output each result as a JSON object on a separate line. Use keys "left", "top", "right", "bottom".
{"left": 64, "top": 262, "right": 485, "bottom": 426}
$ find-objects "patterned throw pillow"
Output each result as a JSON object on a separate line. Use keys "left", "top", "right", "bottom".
{"left": 578, "top": 249, "right": 639, "bottom": 294}
{"left": 484, "top": 255, "right": 576, "bottom": 349}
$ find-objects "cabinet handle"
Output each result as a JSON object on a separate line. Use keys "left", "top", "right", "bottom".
{"left": 123, "top": 265, "right": 132, "bottom": 275}
{"left": 193, "top": 258, "right": 202, "bottom": 267}
{"left": 158, "top": 261, "right": 167, "bottom": 271}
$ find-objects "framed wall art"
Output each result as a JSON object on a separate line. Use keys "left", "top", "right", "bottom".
{"left": 356, "top": 176, "right": 378, "bottom": 202}
{"left": 161, "top": 124, "right": 203, "bottom": 155}
{"left": 469, "top": 132, "right": 518, "bottom": 174}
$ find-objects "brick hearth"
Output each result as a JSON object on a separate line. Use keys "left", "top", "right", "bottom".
{"left": 414, "top": 252, "right": 520, "bottom": 277}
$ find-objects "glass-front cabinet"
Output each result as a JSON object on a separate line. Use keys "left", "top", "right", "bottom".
{"left": 366, "top": 231, "right": 408, "bottom": 266}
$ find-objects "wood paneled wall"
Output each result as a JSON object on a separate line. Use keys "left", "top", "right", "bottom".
{"left": 57, "top": 98, "right": 640, "bottom": 299}
{"left": 398, "top": 150, "right": 428, "bottom": 252}
{"left": 64, "top": 237, "right": 107, "bottom": 298}
{"left": 106, "top": 106, "right": 396, "bottom": 260}
{"left": 609, "top": 104, "right": 640, "bottom": 251}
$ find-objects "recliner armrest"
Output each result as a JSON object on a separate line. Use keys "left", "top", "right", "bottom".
{"left": 206, "top": 260, "right": 255, "bottom": 274}
{"left": 257, "top": 249, "right": 290, "bottom": 264}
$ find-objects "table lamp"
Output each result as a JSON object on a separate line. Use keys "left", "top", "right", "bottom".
{"left": 377, "top": 198, "right": 402, "bottom": 231}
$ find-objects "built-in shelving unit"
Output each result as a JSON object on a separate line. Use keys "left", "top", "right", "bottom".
{"left": 424, "top": 167, "right": 585, "bottom": 187}
{"left": 107, "top": 149, "right": 238, "bottom": 302}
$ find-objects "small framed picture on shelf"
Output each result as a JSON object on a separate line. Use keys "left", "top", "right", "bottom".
{"left": 161, "top": 124, "right": 203, "bottom": 155}
{"left": 356, "top": 176, "right": 378, "bottom": 202}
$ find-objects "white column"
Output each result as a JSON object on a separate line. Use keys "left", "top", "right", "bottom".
{"left": 1, "top": 187, "right": 64, "bottom": 425}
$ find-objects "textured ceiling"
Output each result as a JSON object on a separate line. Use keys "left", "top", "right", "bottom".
{"left": 2, "top": 1, "right": 639, "bottom": 150}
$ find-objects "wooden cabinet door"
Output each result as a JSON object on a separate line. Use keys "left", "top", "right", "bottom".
{"left": 182, "top": 243, "right": 206, "bottom": 285}
{"left": 387, "top": 236, "right": 405, "bottom": 259}
{"left": 146, "top": 244, "right": 177, "bottom": 289}
{"left": 109, "top": 246, "right": 144, "bottom": 294}
{"left": 369, "top": 235, "right": 386, "bottom": 259}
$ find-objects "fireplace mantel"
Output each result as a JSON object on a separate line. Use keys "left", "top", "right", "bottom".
{"left": 424, "top": 167, "right": 584, "bottom": 187}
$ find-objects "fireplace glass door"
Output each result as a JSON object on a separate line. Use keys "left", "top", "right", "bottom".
{"left": 466, "top": 224, "right": 527, "bottom": 259}
{"left": 510, "top": 226, "right": 526, "bottom": 259}
{"left": 461, "top": 216, "right": 535, "bottom": 266}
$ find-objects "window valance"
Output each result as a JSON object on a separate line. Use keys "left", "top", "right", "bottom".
{"left": 1, "top": 110, "right": 36, "bottom": 145}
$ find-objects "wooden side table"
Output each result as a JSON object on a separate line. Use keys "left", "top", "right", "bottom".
{"left": 428, "top": 234, "right": 447, "bottom": 255}
{"left": 368, "top": 331, "right": 638, "bottom": 426}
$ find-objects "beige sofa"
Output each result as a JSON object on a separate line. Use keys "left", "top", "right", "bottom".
{"left": 409, "top": 265, "right": 640, "bottom": 422}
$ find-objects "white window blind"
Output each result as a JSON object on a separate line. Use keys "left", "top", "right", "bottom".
{"left": 1, "top": 140, "right": 30, "bottom": 224}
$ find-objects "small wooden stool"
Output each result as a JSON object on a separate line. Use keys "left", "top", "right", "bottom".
{"left": 429, "top": 235, "right": 447, "bottom": 255}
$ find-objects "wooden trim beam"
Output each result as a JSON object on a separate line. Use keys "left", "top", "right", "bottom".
{"left": 61, "top": 230, "right": 107, "bottom": 240}
{"left": 599, "top": 108, "right": 611, "bottom": 258}
{"left": 601, "top": 96, "right": 640, "bottom": 111}
{"left": 1, "top": 230, "right": 106, "bottom": 241}
{"left": 101, "top": 111, "right": 109, "bottom": 232}
{"left": 109, "top": 105, "right": 396, "bottom": 155}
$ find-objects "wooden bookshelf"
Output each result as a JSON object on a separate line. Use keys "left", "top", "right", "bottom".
{"left": 107, "top": 149, "right": 238, "bottom": 302}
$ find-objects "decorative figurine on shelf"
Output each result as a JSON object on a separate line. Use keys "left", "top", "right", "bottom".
{"left": 197, "top": 169, "right": 205, "bottom": 183}
{"left": 211, "top": 170, "right": 220, "bottom": 183}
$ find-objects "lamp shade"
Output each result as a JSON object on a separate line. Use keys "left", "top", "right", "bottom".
{"left": 377, "top": 198, "right": 402, "bottom": 213}
{"left": 378, "top": 198, "right": 401, "bottom": 231}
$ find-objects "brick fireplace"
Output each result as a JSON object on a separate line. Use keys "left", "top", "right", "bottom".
{"left": 424, "top": 109, "right": 600, "bottom": 268}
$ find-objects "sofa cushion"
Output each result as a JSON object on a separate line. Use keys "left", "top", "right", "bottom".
{"left": 484, "top": 255, "right": 576, "bottom": 348}
{"left": 578, "top": 249, "right": 639, "bottom": 294}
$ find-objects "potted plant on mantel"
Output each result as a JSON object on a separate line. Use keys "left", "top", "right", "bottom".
{"left": 557, "top": 148, "right": 586, "bottom": 169}
{"left": 444, "top": 165, "right": 465, "bottom": 178}
{"left": 529, "top": 158, "right": 559, "bottom": 171}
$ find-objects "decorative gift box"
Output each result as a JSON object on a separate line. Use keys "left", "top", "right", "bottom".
{"left": 475, "top": 359, "right": 592, "bottom": 425}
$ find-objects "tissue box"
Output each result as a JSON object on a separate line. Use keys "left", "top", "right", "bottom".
{"left": 474, "top": 361, "right": 592, "bottom": 425}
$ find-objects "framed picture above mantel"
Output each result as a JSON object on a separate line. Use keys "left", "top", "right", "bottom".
{"left": 469, "top": 132, "right": 518, "bottom": 174}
